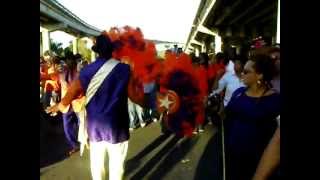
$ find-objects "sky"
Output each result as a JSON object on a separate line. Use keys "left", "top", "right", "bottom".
{"left": 51, "top": 0, "right": 201, "bottom": 47}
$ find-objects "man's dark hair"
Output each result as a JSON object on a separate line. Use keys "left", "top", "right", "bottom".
{"left": 92, "top": 34, "right": 114, "bottom": 59}
{"left": 199, "top": 53, "right": 209, "bottom": 67}
{"left": 74, "top": 53, "right": 82, "bottom": 60}
{"left": 215, "top": 52, "right": 226, "bottom": 64}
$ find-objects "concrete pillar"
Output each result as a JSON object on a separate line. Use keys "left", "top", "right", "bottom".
{"left": 215, "top": 35, "right": 222, "bottom": 53}
{"left": 72, "top": 37, "right": 78, "bottom": 54}
{"left": 201, "top": 41, "right": 206, "bottom": 53}
{"left": 41, "top": 27, "right": 50, "bottom": 55}
{"left": 195, "top": 47, "right": 200, "bottom": 57}
{"left": 91, "top": 51, "right": 96, "bottom": 62}
{"left": 200, "top": 41, "right": 206, "bottom": 53}
{"left": 86, "top": 37, "right": 96, "bottom": 62}
{"left": 276, "top": 0, "right": 280, "bottom": 44}
{"left": 235, "top": 46, "right": 241, "bottom": 55}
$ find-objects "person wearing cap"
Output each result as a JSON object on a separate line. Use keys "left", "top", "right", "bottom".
{"left": 46, "top": 34, "right": 131, "bottom": 180}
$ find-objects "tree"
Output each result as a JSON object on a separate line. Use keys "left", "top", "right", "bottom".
{"left": 50, "top": 39, "right": 64, "bottom": 56}
{"left": 63, "top": 42, "right": 73, "bottom": 57}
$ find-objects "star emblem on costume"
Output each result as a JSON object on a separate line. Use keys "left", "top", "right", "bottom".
{"left": 157, "top": 90, "right": 180, "bottom": 114}
{"left": 159, "top": 95, "right": 174, "bottom": 109}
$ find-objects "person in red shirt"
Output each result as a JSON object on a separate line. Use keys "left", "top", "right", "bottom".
{"left": 193, "top": 53, "right": 209, "bottom": 134}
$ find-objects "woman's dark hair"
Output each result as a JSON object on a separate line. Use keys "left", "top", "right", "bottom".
{"left": 268, "top": 47, "right": 280, "bottom": 62}
{"left": 269, "top": 47, "right": 280, "bottom": 54}
{"left": 250, "top": 51, "right": 277, "bottom": 87}
{"left": 250, "top": 46, "right": 280, "bottom": 69}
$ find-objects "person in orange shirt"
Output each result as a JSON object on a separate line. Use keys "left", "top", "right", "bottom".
{"left": 40, "top": 56, "right": 61, "bottom": 109}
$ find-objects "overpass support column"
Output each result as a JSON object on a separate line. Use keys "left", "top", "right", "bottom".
{"left": 41, "top": 27, "right": 50, "bottom": 55}
{"left": 201, "top": 40, "right": 206, "bottom": 53}
{"left": 72, "top": 37, "right": 79, "bottom": 54}
{"left": 91, "top": 51, "right": 96, "bottom": 62}
{"left": 87, "top": 37, "right": 96, "bottom": 62}
{"left": 191, "top": 39, "right": 204, "bottom": 55}
{"left": 195, "top": 48, "right": 200, "bottom": 57}
{"left": 215, "top": 35, "right": 222, "bottom": 53}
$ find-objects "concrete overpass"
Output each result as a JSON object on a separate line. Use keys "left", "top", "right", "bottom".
{"left": 40, "top": 0, "right": 102, "bottom": 59}
{"left": 184, "top": 0, "right": 280, "bottom": 57}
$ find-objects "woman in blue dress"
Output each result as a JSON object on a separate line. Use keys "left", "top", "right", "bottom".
{"left": 224, "top": 52, "right": 280, "bottom": 180}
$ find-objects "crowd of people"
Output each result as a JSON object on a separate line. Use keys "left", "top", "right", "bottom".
{"left": 42, "top": 31, "right": 280, "bottom": 180}
{"left": 189, "top": 45, "right": 281, "bottom": 180}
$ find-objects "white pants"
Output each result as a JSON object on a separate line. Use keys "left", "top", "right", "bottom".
{"left": 77, "top": 109, "right": 88, "bottom": 156}
{"left": 90, "top": 140, "right": 129, "bottom": 180}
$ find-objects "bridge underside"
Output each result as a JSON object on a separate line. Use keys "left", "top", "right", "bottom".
{"left": 185, "top": 0, "right": 279, "bottom": 58}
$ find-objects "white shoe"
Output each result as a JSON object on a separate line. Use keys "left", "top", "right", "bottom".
{"left": 141, "top": 123, "right": 146, "bottom": 128}
{"left": 181, "top": 159, "right": 190, "bottom": 163}
{"left": 153, "top": 118, "right": 158, "bottom": 122}
{"left": 129, "top": 128, "right": 134, "bottom": 131}
{"left": 199, "top": 129, "right": 204, "bottom": 133}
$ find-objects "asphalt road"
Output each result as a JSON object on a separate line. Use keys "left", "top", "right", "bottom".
{"left": 40, "top": 118, "right": 223, "bottom": 180}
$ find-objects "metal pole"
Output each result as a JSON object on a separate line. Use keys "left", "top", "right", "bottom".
{"left": 276, "top": 0, "right": 280, "bottom": 44}
{"left": 221, "top": 117, "right": 226, "bottom": 180}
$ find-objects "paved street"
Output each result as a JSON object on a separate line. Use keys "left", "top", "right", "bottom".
{"left": 40, "top": 118, "right": 223, "bottom": 180}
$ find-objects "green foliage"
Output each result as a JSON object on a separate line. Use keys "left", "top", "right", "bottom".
{"left": 50, "top": 39, "right": 64, "bottom": 56}
{"left": 77, "top": 39, "right": 92, "bottom": 61}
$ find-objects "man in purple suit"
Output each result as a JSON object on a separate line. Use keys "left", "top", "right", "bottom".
{"left": 47, "top": 34, "right": 131, "bottom": 180}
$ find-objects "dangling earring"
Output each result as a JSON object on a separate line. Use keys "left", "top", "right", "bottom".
{"left": 257, "top": 80, "right": 261, "bottom": 85}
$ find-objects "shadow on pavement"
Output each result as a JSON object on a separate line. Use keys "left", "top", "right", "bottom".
{"left": 147, "top": 135, "right": 200, "bottom": 180}
{"left": 129, "top": 135, "right": 182, "bottom": 180}
{"left": 40, "top": 108, "right": 71, "bottom": 168}
{"left": 194, "top": 128, "right": 223, "bottom": 180}
{"left": 125, "top": 132, "right": 172, "bottom": 175}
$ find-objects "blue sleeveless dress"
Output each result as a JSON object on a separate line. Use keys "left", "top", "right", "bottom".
{"left": 224, "top": 87, "right": 280, "bottom": 180}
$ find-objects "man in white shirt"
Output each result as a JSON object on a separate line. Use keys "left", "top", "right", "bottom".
{"left": 210, "top": 59, "right": 245, "bottom": 107}
{"left": 226, "top": 59, "right": 235, "bottom": 75}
